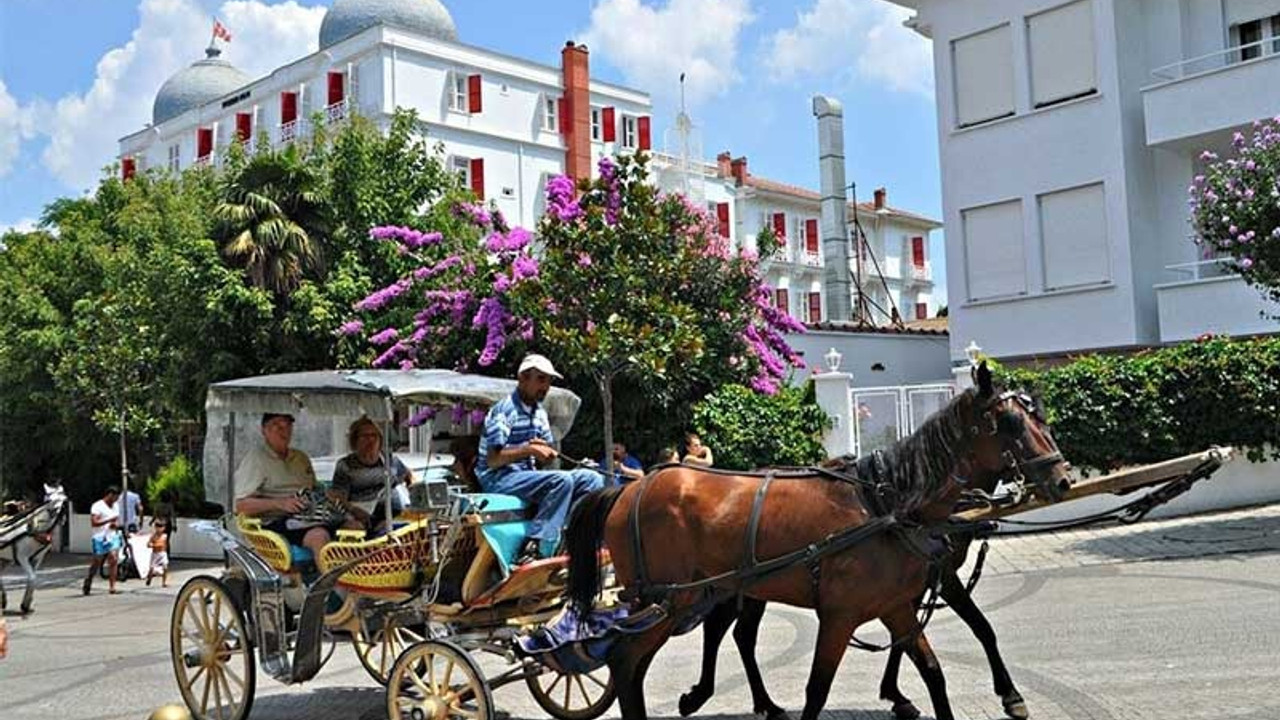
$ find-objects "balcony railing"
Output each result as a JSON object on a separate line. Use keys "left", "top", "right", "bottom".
{"left": 325, "top": 99, "right": 348, "bottom": 124}
{"left": 800, "top": 251, "right": 822, "bottom": 267}
{"left": 910, "top": 261, "right": 930, "bottom": 282}
{"left": 278, "top": 119, "right": 301, "bottom": 145}
{"left": 1163, "top": 257, "right": 1240, "bottom": 282}
{"left": 193, "top": 154, "right": 213, "bottom": 168}
{"left": 1150, "top": 37, "right": 1279, "bottom": 83}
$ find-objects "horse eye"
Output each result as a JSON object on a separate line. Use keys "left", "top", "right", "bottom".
{"left": 996, "top": 411, "right": 1025, "bottom": 436}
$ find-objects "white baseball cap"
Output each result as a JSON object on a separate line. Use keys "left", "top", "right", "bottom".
{"left": 518, "top": 353, "right": 563, "bottom": 379}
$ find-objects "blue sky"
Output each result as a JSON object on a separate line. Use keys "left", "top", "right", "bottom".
{"left": 0, "top": 0, "right": 943, "bottom": 297}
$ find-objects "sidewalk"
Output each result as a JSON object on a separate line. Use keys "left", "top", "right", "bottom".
{"left": 980, "top": 502, "right": 1280, "bottom": 575}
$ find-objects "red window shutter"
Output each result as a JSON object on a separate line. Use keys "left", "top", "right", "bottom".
{"left": 912, "top": 236, "right": 925, "bottom": 267}
{"left": 197, "top": 128, "right": 213, "bottom": 158}
{"left": 121, "top": 157, "right": 136, "bottom": 181}
{"left": 772, "top": 212, "right": 786, "bottom": 237}
{"left": 469, "top": 158, "right": 485, "bottom": 200}
{"left": 805, "top": 219, "right": 820, "bottom": 253}
{"left": 915, "top": 303, "right": 928, "bottom": 320}
{"left": 468, "top": 74, "right": 483, "bottom": 113}
{"left": 235, "top": 112, "right": 252, "bottom": 143}
{"left": 637, "top": 116, "right": 651, "bottom": 150}
{"left": 716, "top": 203, "right": 731, "bottom": 238}
{"left": 774, "top": 289, "right": 790, "bottom": 314}
{"left": 327, "top": 72, "right": 344, "bottom": 105}
{"left": 602, "top": 107, "right": 616, "bottom": 142}
{"left": 557, "top": 98, "right": 568, "bottom": 135}
{"left": 808, "top": 293, "right": 822, "bottom": 323}
{"left": 281, "top": 92, "right": 298, "bottom": 124}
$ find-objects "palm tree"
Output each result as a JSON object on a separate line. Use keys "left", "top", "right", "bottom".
{"left": 214, "top": 147, "right": 328, "bottom": 294}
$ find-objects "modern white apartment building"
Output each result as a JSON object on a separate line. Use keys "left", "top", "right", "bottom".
{"left": 118, "top": 0, "right": 651, "bottom": 229}
{"left": 889, "top": 0, "right": 1280, "bottom": 364}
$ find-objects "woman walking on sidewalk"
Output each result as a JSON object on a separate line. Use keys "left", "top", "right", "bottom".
{"left": 83, "top": 486, "right": 121, "bottom": 595}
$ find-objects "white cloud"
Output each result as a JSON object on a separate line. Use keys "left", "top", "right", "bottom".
{"left": 35, "top": 0, "right": 325, "bottom": 192}
{"left": 580, "top": 0, "right": 755, "bottom": 107}
{"left": 0, "top": 79, "right": 40, "bottom": 178}
{"left": 764, "top": 0, "right": 932, "bottom": 96}
{"left": 1, "top": 217, "right": 39, "bottom": 235}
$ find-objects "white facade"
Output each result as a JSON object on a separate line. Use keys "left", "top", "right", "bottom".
{"left": 891, "top": 0, "right": 1280, "bottom": 363}
{"left": 120, "top": 24, "right": 651, "bottom": 229}
{"left": 652, "top": 153, "right": 940, "bottom": 326}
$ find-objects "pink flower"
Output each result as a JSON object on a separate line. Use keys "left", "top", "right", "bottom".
{"left": 577, "top": 252, "right": 593, "bottom": 267}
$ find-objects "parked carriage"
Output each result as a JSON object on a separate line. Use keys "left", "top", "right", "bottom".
{"left": 170, "top": 370, "right": 615, "bottom": 720}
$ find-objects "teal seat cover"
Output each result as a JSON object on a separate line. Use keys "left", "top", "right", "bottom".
{"left": 458, "top": 493, "right": 530, "bottom": 577}
{"left": 289, "top": 545, "right": 314, "bottom": 564}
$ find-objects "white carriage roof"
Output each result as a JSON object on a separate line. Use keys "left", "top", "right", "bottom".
{"left": 206, "top": 369, "right": 583, "bottom": 438}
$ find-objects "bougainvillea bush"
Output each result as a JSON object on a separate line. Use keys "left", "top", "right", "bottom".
{"left": 1189, "top": 120, "right": 1280, "bottom": 309}
{"left": 343, "top": 153, "right": 806, "bottom": 462}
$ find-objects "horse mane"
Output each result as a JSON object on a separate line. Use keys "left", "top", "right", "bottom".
{"left": 867, "top": 387, "right": 977, "bottom": 513}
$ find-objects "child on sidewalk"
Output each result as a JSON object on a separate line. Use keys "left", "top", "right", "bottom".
{"left": 145, "top": 518, "right": 170, "bottom": 588}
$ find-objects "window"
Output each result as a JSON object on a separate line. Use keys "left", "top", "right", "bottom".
{"left": 804, "top": 219, "right": 819, "bottom": 254}
{"left": 543, "top": 96, "right": 558, "bottom": 131}
{"left": 1273, "top": 15, "right": 1280, "bottom": 53}
{"left": 449, "top": 73, "right": 468, "bottom": 112}
{"left": 1238, "top": 19, "right": 1263, "bottom": 61}
{"left": 915, "top": 302, "right": 928, "bottom": 320}
{"left": 1039, "top": 183, "right": 1110, "bottom": 290}
{"left": 1028, "top": 0, "right": 1097, "bottom": 108}
{"left": 774, "top": 289, "right": 790, "bottom": 315}
{"left": 450, "top": 155, "right": 471, "bottom": 186}
{"left": 807, "top": 293, "right": 822, "bottom": 323}
{"left": 621, "top": 115, "right": 637, "bottom": 149}
{"left": 590, "top": 107, "right": 601, "bottom": 141}
{"left": 911, "top": 236, "right": 925, "bottom": 268}
{"left": 715, "top": 203, "right": 731, "bottom": 238}
{"left": 962, "top": 199, "right": 1026, "bottom": 301}
{"left": 167, "top": 144, "right": 180, "bottom": 172}
{"left": 953, "top": 24, "right": 1015, "bottom": 127}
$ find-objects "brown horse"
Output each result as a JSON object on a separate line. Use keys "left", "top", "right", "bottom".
{"left": 565, "top": 365, "right": 1070, "bottom": 720}
{"left": 678, "top": 392, "right": 1067, "bottom": 720}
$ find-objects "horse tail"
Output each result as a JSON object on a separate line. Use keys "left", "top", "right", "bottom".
{"left": 565, "top": 484, "right": 627, "bottom": 617}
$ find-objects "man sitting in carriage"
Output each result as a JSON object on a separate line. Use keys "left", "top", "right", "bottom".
{"left": 234, "top": 412, "right": 342, "bottom": 558}
{"left": 477, "top": 354, "right": 605, "bottom": 565}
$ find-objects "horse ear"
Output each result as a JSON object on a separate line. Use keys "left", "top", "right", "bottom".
{"left": 976, "top": 361, "right": 994, "bottom": 397}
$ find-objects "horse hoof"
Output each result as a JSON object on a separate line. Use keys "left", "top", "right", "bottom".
{"left": 20, "top": 604, "right": 32, "bottom": 616}
{"left": 679, "top": 689, "right": 711, "bottom": 717}
{"left": 1004, "top": 699, "right": 1030, "bottom": 720}
{"left": 891, "top": 701, "right": 921, "bottom": 720}
{"left": 760, "top": 706, "right": 791, "bottom": 720}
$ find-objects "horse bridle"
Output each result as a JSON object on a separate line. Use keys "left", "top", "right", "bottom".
{"left": 966, "top": 390, "right": 1066, "bottom": 492}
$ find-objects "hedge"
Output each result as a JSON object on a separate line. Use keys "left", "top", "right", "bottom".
{"left": 994, "top": 336, "right": 1280, "bottom": 472}
{"left": 691, "top": 380, "right": 831, "bottom": 471}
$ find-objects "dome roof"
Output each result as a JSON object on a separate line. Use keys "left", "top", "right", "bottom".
{"left": 320, "top": 0, "right": 458, "bottom": 49}
{"left": 152, "top": 48, "right": 251, "bottom": 126}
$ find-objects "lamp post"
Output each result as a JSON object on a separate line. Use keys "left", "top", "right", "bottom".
{"left": 964, "top": 340, "right": 983, "bottom": 367}
{"left": 823, "top": 347, "right": 843, "bottom": 373}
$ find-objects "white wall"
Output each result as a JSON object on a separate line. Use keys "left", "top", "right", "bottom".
{"left": 785, "top": 330, "right": 952, "bottom": 387}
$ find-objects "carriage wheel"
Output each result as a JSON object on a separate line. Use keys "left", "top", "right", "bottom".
{"left": 526, "top": 663, "right": 617, "bottom": 720}
{"left": 386, "top": 640, "right": 494, "bottom": 720}
{"left": 170, "top": 576, "right": 256, "bottom": 720}
{"left": 352, "top": 615, "right": 427, "bottom": 685}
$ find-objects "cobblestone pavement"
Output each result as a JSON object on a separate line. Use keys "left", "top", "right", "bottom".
{"left": 2, "top": 505, "right": 1279, "bottom": 720}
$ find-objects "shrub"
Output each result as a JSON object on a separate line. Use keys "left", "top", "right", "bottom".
{"left": 145, "top": 456, "right": 206, "bottom": 517}
{"left": 994, "top": 336, "right": 1280, "bottom": 471}
{"left": 691, "top": 380, "right": 831, "bottom": 471}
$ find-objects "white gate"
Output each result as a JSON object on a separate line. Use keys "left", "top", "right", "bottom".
{"left": 850, "top": 383, "right": 955, "bottom": 457}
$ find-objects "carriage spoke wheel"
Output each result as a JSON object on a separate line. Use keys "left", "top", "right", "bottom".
{"left": 352, "top": 615, "right": 427, "bottom": 685}
{"left": 170, "top": 576, "right": 256, "bottom": 720}
{"left": 386, "top": 640, "right": 494, "bottom": 720}
{"left": 526, "top": 663, "right": 617, "bottom": 720}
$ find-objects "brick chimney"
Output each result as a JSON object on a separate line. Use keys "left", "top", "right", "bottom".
{"left": 716, "top": 151, "right": 732, "bottom": 178}
{"left": 730, "top": 156, "right": 749, "bottom": 186}
{"left": 561, "top": 41, "right": 591, "bottom": 182}
{"left": 874, "top": 187, "right": 887, "bottom": 211}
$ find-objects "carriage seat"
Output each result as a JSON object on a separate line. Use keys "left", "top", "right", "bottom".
{"left": 235, "top": 516, "right": 315, "bottom": 573}
{"left": 456, "top": 493, "right": 534, "bottom": 576}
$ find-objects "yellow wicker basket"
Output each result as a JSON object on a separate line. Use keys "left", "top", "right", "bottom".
{"left": 316, "top": 520, "right": 434, "bottom": 593}
{"left": 236, "top": 516, "right": 295, "bottom": 573}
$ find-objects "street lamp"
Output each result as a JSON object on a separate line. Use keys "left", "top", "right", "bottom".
{"left": 965, "top": 340, "right": 983, "bottom": 367}
{"left": 824, "top": 347, "right": 843, "bottom": 372}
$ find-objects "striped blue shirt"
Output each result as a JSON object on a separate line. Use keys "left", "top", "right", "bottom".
{"left": 477, "top": 390, "right": 555, "bottom": 483}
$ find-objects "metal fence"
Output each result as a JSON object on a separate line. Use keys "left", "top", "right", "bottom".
{"left": 851, "top": 383, "right": 956, "bottom": 457}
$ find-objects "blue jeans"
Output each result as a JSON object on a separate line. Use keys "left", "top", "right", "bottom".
{"left": 481, "top": 468, "right": 605, "bottom": 555}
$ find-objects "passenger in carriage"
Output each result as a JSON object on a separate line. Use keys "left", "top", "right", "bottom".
{"left": 477, "top": 354, "right": 605, "bottom": 565}
{"left": 233, "top": 413, "right": 333, "bottom": 556}
{"left": 330, "top": 417, "right": 415, "bottom": 533}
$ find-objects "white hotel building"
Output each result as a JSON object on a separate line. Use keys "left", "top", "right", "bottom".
{"left": 889, "top": 0, "right": 1280, "bottom": 364}
{"left": 119, "top": 0, "right": 939, "bottom": 326}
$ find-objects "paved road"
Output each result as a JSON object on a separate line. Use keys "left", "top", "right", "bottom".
{"left": 3, "top": 505, "right": 1279, "bottom": 720}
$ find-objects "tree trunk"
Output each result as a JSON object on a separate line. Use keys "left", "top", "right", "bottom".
{"left": 119, "top": 408, "right": 131, "bottom": 529}
{"left": 598, "top": 373, "right": 615, "bottom": 485}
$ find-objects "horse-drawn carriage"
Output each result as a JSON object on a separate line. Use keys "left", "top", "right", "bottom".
{"left": 0, "top": 482, "right": 68, "bottom": 615}
{"left": 170, "top": 370, "right": 615, "bottom": 720}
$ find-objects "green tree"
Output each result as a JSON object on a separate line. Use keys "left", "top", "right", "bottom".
{"left": 691, "top": 381, "right": 830, "bottom": 470}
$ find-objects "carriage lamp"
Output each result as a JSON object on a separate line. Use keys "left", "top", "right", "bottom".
{"left": 964, "top": 341, "right": 983, "bottom": 367}
{"left": 823, "top": 347, "right": 843, "bottom": 373}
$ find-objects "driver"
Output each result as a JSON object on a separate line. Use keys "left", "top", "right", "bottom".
{"left": 477, "top": 354, "right": 604, "bottom": 564}
{"left": 234, "top": 413, "right": 334, "bottom": 556}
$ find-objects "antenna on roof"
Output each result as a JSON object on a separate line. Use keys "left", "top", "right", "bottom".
{"left": 662, "top": 71, "right": 703, "bottom": 204}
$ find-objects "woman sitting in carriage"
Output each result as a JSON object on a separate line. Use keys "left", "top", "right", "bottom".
{"left": 330, "top": 417, "right": 415, "bottom": 534}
